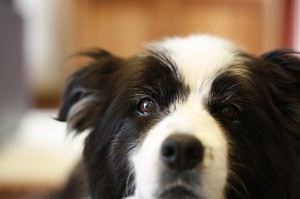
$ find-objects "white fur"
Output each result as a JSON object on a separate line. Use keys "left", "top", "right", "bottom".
{"left": 131, "top": 35, "right": 244, "bottom": 199}
{"left": 150, "top": 35, "right": 242, "bottom": 91}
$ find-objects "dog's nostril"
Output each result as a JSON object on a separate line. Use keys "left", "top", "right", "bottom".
{"left": 160, "top": 134, "right": 204, "bottom": 172}
{"left": 162, "top": 143, "right": 176, "bottom": 157}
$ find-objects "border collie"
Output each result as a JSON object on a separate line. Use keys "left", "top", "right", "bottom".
{"left": 57, "top": 35, "right": 300, "bottom": 199}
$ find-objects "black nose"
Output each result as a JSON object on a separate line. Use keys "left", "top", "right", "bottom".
{"left": 160, "top": 134, "right": 204, "bottom": 172}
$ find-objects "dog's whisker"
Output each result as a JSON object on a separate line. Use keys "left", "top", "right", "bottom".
{"left": 125, "top": 167, "right": 135, "bottom": 197}
{"left": 227, "top": 169, "right": 249, "bottom": 199}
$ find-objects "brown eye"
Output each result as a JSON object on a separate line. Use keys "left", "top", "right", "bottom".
{"left": 137, "top": 98, "right": 158, "bottom": 115}
{"left": 221, "top": 105, "right": 239, "bottom": 120}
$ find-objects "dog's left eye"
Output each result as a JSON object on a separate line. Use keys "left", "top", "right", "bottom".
{"left": 220, "top": 105, "right": 239, "bottom": 120}
{"left": 137, "top": 97, "right": 158, "bottom": 115}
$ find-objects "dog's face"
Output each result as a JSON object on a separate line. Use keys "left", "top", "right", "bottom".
{"left": 58, "top": 35, "right": 300, "bottom": 199}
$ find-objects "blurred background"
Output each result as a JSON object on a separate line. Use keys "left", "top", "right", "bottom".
{"left": 0, "top": 0, "right": 299, "bottom": 198}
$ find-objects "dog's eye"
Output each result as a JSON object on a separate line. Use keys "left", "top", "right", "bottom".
{"left": 137, "top": 98, "right": 158, "bottom": 115}
{"left": 220, "top": 105, "right": 239, "bottom": 120}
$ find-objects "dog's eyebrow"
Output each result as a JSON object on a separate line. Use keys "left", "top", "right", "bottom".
{"left": 148, "top": 48, "right": 179, "bottom": 76}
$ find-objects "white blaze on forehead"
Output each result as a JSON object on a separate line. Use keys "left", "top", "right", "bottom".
{"left": 151, "top": 34, "right": 242, "bottom": 91}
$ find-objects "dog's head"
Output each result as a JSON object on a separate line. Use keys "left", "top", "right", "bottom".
{"left": 58, "top": 35, "right": 300, "bottom": 199}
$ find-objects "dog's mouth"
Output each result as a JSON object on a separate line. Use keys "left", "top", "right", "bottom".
{"left": 156, "top": 169, "right": 204, "bottom": 199}
{"left": 158, "top": 186, "right": 203, "bottom": 199}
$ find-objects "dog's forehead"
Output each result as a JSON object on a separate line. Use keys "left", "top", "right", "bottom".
{"left": 149, "top": 35, "right": 243, "bottom": 91}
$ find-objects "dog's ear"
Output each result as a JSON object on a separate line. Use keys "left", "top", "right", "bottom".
{"left": 57, "top": 49, "right": 123, "bottom": 133}
{"left": 261, "top": 49, "right": 300, "bottom": 91}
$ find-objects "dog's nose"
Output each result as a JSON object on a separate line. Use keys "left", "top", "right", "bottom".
{"left": 160, "top": 134, "right": 204, "bottom": 172}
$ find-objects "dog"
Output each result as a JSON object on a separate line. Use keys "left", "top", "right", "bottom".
{"left": 57, "top": 34, "right": 300, "bottom": 199}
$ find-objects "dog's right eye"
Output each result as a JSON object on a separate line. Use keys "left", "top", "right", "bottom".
{"left": 137, "top": 97, "right": 158, "bottom": 115}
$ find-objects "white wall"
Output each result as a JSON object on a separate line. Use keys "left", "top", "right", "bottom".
{"left": 14, "top": 0, "right": 71, "bottom": 97}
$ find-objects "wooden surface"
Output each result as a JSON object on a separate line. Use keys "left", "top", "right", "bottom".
{"left": 0, "top": 192, "right": 47, "bottom": 199}
{"left": 66, "top": 0, "right": 287, "bottom": 58}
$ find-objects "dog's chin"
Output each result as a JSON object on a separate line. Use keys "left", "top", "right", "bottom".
{"left": 158, "top": 186, "right": 203, "bottom": 199}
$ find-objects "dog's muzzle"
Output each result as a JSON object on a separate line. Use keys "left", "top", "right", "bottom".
{"left": 157, "top": 134, "right": 206, "bottom": 199}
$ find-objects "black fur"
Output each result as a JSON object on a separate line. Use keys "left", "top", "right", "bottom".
{"left": 209, "top": 50, "right": 300, "bottom": 198}
{"left": 58, "top": 47, "right": 300, "bottom": 199}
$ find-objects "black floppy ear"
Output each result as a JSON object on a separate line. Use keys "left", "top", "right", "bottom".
{"left": 57, "top": 49, "right": 123, "bottom": 133}
{"left": 261, "top": 49, "right": 300, "bottom": 90}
